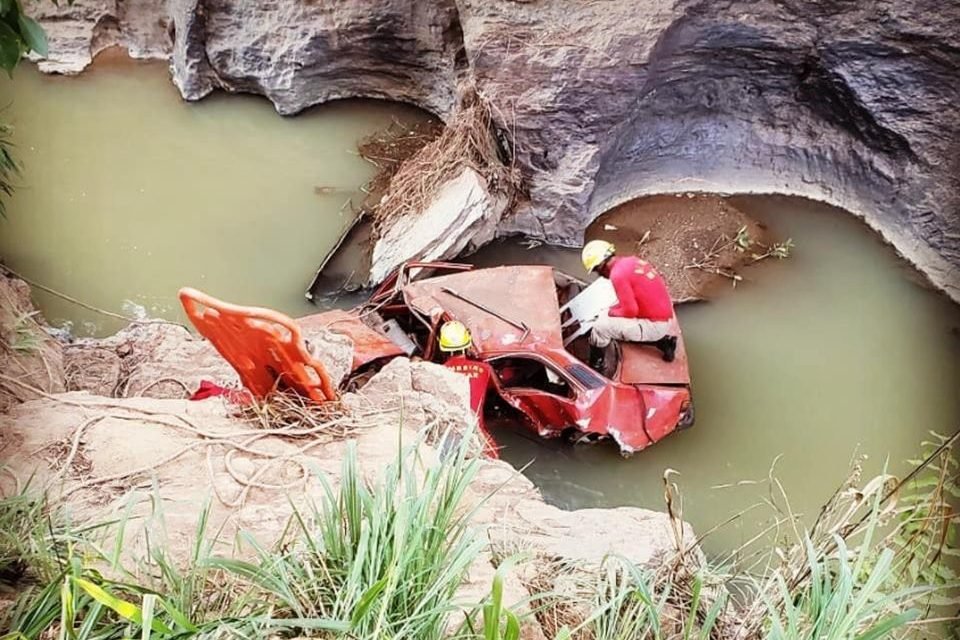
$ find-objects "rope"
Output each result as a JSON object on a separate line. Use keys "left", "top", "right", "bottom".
{"left": 0, "top": 372, "right": 378, "bottom": 510}
{"left": 0, "top": 265, "right": 188, "bottom": 330}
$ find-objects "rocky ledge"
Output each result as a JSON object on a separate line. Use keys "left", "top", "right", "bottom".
{"left": 25, "top": 0, "right": 960, "bottom": 300}
{"left": 0, "top": 275, "right": 695, "bottom": 639}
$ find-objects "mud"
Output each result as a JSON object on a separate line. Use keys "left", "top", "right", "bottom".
{"left": 586, "top": 194, "right": 769, "bottom": 303}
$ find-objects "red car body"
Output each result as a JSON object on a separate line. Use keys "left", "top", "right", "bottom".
{"left": 299, "top": 262, "right": 694, "bottom": 455}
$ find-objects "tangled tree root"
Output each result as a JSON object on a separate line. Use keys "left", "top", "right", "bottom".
{"left": 361, "top": 88, "right": 523, "bottom": 243}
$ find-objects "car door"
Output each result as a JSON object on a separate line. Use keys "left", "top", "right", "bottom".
{"left": 487, "top": 355, "right": 581, "bottom": 436}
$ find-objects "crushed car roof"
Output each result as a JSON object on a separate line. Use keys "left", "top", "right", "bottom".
{"left": 403, "top": 265, "right": 564, "bottom": 354}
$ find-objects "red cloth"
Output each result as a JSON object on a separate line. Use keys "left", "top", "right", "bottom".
{"left": 190, "top": 380, "right": 252, "bottom": 405}
{"left": 607, "top": 256, "right": 674, "bottom": 320}
{"left": 443, "top": 356, "right": 499, "bottom": 458}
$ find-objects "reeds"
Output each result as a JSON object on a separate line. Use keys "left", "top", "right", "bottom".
{"left": 0, "top": 431, "right": 956, "bottom": 640}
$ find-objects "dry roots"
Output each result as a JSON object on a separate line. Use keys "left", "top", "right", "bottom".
{"left": 361, "top": 88, "right": 523, "bottom": 240}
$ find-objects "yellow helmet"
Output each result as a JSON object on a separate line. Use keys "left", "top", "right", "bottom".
{"left": 581, "top": 239, "right": 616, "bottom": 273}
{"left": 438, "top": 320, "right": 472, "bottom": 352}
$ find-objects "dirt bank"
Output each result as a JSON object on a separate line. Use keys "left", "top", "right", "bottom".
{"left": 0, "top": 273, "right": 65, "bottom": 412}
{"left": 0, "top": 277, "right": 697, "bottom": 637}
{"left": 586, "top": 193, "right": 773, "bottom": 303}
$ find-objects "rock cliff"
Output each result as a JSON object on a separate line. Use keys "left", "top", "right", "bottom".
{"left": 26, "top": 0, "right": 960, "bottom": 300}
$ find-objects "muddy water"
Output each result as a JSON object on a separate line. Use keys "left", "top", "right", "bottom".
{"left": 0, "top": 56, "right": 428, "bottom": 336}
{"left": 2, "top": 59, "right": 957, "bottom": 557}
{"left": 473, "top": 196, "right": 960, "bottom": 554}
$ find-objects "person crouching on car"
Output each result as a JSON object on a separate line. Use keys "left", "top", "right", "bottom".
{"left": 581, "top": 240, "right": 678, "bottom": 370}
{"left": 437, "top": 320, "right": 499, "bottom": 458}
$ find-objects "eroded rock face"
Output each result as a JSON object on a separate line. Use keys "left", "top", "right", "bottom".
{"left": 169, "top": 0, "right": 464, "bottom": 117}
{"left": 27, "top": 0, "right": 960, "bottom": 300}
{"left": 25, "top": 0, "right": 171, "bottom": 73}
{"left": 0, "top": 274, "right": 65, "bottom": 411}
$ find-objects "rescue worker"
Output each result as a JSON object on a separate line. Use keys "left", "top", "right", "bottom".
{"left": 437, "top": 320, "right": 499, "bottom": 458}
{"left": 581, "top": 239, "right": 678, "bottom": 368}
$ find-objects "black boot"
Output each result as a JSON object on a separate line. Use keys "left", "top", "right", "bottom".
{"left": 589, "top": 345, "right": 605, "bottom": 372}
{"left": 653, "top": 336, "right": 677, "bottom": 362}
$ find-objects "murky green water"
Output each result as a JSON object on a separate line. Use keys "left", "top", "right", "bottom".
{"left": 2, "top": 60, "right": 957, "bottom": 556}
{"left": 0, "top": 57, "right": 427, "bottom": 336}
{"left": 474, "top": 196, "right": 960, "bottom": 554}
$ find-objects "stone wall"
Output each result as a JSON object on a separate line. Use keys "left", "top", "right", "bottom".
{"left": 26, "top": 0, "right": 960, "bottom": 300}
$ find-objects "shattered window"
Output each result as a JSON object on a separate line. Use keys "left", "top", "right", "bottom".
{"left": 491, "top": 357, "right": 576, "bottom": 400}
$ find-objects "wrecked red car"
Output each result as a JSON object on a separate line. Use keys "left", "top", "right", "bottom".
{"left": 297, "top": 262, "right": 694, "bottom": 455}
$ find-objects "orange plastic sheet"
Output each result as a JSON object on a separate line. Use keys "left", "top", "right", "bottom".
{"left": 178, "top": 288, "right": 336, "bottom": 403}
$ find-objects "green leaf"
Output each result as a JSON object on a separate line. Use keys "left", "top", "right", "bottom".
{"left": 350, "top": 577, "right": 388, "bottom": 627}
{"left": 853, "top": 609, "right": 920, "bottom": 640}
{"left": 553, "top": 626, "right": 573, "bottom": 640}
{"left": 0, "top": 20, "right": 23, "bottom": 75}
{"left": 16, "top": 15, "right": 46, "bottom": 56}
{"left": 158, "top": 598, "right": 197, "bottom": 632}
{"left": 503, "top": 609, "right": 521, "bottom": 640}
{"left": 72, "top": 577, "right": 173, "bottom": 635}
{"left": 0, "top": 0, "right": 12, "bottom": 16}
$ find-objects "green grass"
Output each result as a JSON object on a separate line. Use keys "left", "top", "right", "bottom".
{"left": 1, "top": 436, "right": 489, "bottom": 639}
{"left": 0, "top": 432, "right": 956, "bottom": 640}
{"left": 0, "top": 121, "right": 18, "bottom": 219}
{"left": 8, "top": 311, "right": 43, "bottom": 354}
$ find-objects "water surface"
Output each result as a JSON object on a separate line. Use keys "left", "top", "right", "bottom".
{"left": 475, "top": 196, "right": 960, "bottom": 555}
{"left": 2, "top": 60, "right": 957, "bottom": 557}
{"left": 0, "top": 56, "right": 427, "bottom": 335}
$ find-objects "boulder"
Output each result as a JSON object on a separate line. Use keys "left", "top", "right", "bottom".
{"left": 301, "top": 324, "right": 355, "bottom": 389}
{"left": 369, "top": 167, "right": 508, "bottom": 285}
{"left": 0, "top": 274, "right": 65, "bottom": 412}
{"left": 61, "top": 314, "right": 356, "bottom": 399}
{"left": 82, "top": 322, "right": 239, "bottom": 398}
{"left": 63, "top": 343, "right": 122, "bottom": 396}
{"left": 343, "top": 357, "right": 483, "bottom": 454}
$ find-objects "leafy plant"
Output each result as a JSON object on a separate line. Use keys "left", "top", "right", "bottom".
{"left": 734, "top": 225, "right": 753, "bottom": 252}
{"left": 888, "top": 432, "right": 959, "bottom": 596}
{"left": 0, "top": 119, "right": 17, "bottom": 219}
{"left": 0, "top": 0, "right": 47, "bottom": 76}
{"left": 0, "top": 0, "right": 47, "bottom": 217}
{"left": 7, "top": 310, "right": 42, "bottom": 353}
{"left": 213, "top": 438, "right": 486, "bottom": 639}
{"left": 0, "top": 487, "right": 53, "bottom": 585}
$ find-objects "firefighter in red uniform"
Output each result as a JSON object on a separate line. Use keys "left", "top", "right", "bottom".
{"left": 437, "top": 320, "right": 499, "bottom": 458}
{"left": 581, "top": 240, "right": 677, "bottom": 369}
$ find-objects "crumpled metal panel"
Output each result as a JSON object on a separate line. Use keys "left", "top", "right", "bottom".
{"left": 298, "top": 309, "right": 404, "bottom": 370}
{"left": 404, "top": 265, "right": 564, "bottom": 353}
{"left": 617, "top": 317, "right": 691, "bottom": 385}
